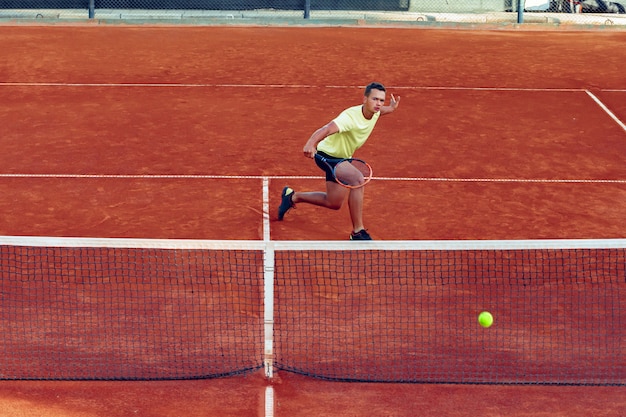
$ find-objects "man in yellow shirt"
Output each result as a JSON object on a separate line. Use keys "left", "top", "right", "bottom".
{"left": 278, "top": 82, "right": 400, "bottom": 240}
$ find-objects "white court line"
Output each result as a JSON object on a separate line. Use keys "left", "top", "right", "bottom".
{"left": 0, "top": 173, "right": 624, "bottom": 183}
{"left": 262, "top": 177, "right": 270, "bottom": 242}
{"left": 0, "top": 82, "right": 590, "bottom": 92}
{"left": 0, "top": 82, "right": 333, "bottom": 88}
{"left": 0, "top": 173, "right": 285, "bottom": 179}
{"left": 375, "top": 177, "right": 626, "bottom": 184}
{"left": 265, "top": 386, "right": 275, "bottom": 417}
{"left": 585, "top": 90, "right": 626, "bottom": 133}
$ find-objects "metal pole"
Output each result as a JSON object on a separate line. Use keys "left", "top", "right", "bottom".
{"left": 517, "top": 0, "right": 524, "bottom": 23}
{"left": 304, "top": 0, "right": 311, "bottom": 19}
{"left": 88, "top": 0, "right": 95, "bottom": 19}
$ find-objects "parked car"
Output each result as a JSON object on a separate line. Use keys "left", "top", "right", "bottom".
{"left": 579, "top": 0, "right": 626, "bottom": 12}
{"left": 529, "top": 0, "right": 625, "bottom": 12}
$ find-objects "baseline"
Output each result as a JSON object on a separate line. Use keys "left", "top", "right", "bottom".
{"left": 0, "top": 82, "right": 599, "bottom": 92}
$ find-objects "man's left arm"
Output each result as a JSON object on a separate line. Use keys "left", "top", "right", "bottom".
{"left": 380, "top": 94, "right": 400, "bottom": 116}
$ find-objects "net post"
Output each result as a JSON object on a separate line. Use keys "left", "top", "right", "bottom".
{"left": 88, "top": 0, "right": 95, "bottom": 19}
{"left": 263, "top": 242, "right": 275, "bottom": 379}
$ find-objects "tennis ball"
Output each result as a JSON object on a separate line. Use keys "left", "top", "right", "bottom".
{"left": 478, "top": 311, "right": 494, "bottom": 328}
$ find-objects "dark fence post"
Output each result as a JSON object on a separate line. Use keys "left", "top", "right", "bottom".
{"left": 304, "top": 0, "right": 311, "bottom": 18}
{"left": 88, "top": 0, "right": 95, "bottom": 19}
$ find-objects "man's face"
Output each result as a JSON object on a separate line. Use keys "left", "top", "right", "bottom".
{"left": 363, "top": 89, "right": 386, "bottom": 114}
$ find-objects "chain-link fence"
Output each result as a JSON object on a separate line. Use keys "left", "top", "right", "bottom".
{"left": 0, "top": 0, "right": 625, "bottom": 25}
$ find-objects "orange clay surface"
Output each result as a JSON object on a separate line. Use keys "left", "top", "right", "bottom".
{"left": 0, "top": 24, "right": 625, "bottom": 416}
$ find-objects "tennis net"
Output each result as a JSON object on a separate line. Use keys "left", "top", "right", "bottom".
{"left": 0, "top": 236, "right": 624, "bottom": 385}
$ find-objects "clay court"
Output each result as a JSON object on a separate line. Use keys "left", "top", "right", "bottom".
{"left": 0, "top": 24, "right": 625, "bottom": 416}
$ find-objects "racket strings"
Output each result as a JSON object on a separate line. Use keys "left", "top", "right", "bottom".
{"left": 334, "top": 160, "right": 372, "bottom": 187}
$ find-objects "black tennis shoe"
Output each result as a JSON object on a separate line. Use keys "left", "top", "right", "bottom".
{"left": 350, "top": 229, "right": 372, "bottom": 240}
{"left": 277, "top": 187, "right": 295, "bottom": 220}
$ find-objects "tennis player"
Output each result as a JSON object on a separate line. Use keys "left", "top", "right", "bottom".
{"left": 278, "top": 82, "right": 400, "bottom": 240}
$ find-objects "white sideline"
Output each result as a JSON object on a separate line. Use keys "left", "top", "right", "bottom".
{"left": 585, "top": 90, "right": 626, "bottom": 133}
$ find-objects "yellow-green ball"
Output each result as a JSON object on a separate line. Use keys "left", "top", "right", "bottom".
{"left": 478, "top": 311, "right": 493, "bottom": 328}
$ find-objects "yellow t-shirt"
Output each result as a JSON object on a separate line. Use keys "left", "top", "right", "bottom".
{"left": 317, "top": 105, "right": 380, "bottom": 159}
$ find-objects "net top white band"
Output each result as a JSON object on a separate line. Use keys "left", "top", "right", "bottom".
{"left": 0, "top": 235, "right": 624, "bottom": 251}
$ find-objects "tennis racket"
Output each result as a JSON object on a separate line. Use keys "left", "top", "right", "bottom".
{"left": 315, "top": 153, "right": 373, "bottom": 189}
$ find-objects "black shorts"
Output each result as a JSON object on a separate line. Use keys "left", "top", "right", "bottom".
{"left": 315, "top": 151, "right": 341, "bottom": 182}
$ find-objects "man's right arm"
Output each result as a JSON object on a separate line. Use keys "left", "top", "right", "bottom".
{"left": 303, "top": 121, "right": 339, "bottom": 158}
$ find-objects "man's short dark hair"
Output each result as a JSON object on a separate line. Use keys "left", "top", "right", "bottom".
{"left": 364, "top": 82, "right": 386, "bottom": 96}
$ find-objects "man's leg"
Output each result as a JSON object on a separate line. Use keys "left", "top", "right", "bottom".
{"left": 347, "top": 187, "right": 365, "bottom": 233}
{"left": 292, "top": 181, "right": 348, "bottom": 210}
{"left": 294, "top": 182, "right": 368, "bottom": 236}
